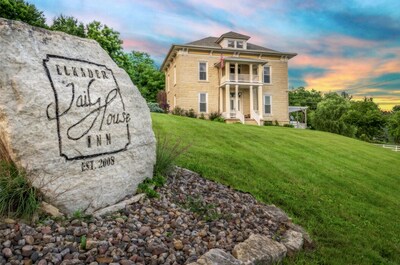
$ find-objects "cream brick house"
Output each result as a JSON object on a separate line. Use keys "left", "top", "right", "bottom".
{"left": 161, "top": 32, "right": 297, "bottom": 125}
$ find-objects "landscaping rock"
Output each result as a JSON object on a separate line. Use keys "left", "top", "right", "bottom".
{"left": 189, "top": 248, "right": 242, "bottom": 265}
{"left": 282, "top": 229, "right": 304, "bottom": 256}
{"left": 232, "top": 234, "right": 287, "bottom": 265}
{"left": 40, "top": 202, "right": 64, "bottom": 218}
{"left": 0, "top": 18, "right": 155, "bottom": 215}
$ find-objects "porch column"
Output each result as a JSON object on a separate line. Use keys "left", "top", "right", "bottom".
{"left": 250, "top": 86, "right": 254, "bottom": 114}
{"left": 219, "top": 87, "right": 223, "bottom": 113}
{"left": 235, "top": 63, "right": 238, "bottom": 82}
{"left": 235, "top": 85, "right": 239, "bottom": 112}
{"left": 250, "top": 64, "right": 253, "bottom": 83}
{"left": 225, "top": 84, "right": 230, "bottom": 113}
{"left": 258, "top": 85, "right": 263, "bottom": 116}
{"left": 225, "top": 62, "right": 230, "bottom": 81}
{"left": 258, "top": 64, "right": 263, "bottom": 83}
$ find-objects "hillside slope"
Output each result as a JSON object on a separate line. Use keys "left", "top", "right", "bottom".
{"left": 152, "top": 113, "right": 400, "bottom": 265}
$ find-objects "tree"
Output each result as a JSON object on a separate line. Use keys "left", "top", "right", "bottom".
{"left": 86, "top": 21, "right": 125, "bottom": 63}
{"left": 289, "top": 87, "right": 322, "bottom": 111}
{"left": 392, "top": 105, "right": 400, "bottom": 112}
{"left": 388, "top": 111, "right": 400, "bottom": 144}
{"left": 343, "top": 97, "right": 386, "bottom": 141}
{"left": 124, "top": 51, "right": 165, "bottom": 102}
{"left": 50, "top": 15, "right": 85, "bottom": 38}
{"left": 0, "top": 0, "right": 47, "bottom": 28}
{"left": 311, "top": 93, "right": 356, "bottom": 137}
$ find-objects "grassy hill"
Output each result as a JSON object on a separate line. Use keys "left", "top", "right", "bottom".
{"left": 152, "top": 113, "right": 400, "bottom": 265}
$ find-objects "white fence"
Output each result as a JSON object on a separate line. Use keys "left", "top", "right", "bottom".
{"left": 379, "top": 144, "right": 400, "bottom": 152}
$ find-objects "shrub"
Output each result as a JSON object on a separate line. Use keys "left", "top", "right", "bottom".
{"left": 274, "top": 120, "right": 280, "bottom": 126}
{"left": 185, "top": 108, "right": 197, "bottom": 118}
{"left": 154, "top": 134, "right": 190, "bottom": 177}
{"left": 199, "top": 113, "right": 205, "bottom": 120}
{"left": 147, "top": 102, "right": 164, "bottom": 113}
{"left": 156, "top": 91, "right": 169, "bottom": 112}
{"left": 209, "top": 112, "right": 222, "bottom": 121}
{"left": 171, "top": 106, "right": 185, "bottom": 116}
{"left": 214, "top": 116, "right": 225, "bottom": 123}
{"left": 264, "top": 121, "right": 273, "bottom": 126}
{"left": 283, "top": 124, "right": 294, "bottom": 128}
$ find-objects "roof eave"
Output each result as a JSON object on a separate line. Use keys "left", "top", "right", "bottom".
{"left": 161, "top": 45, "right": 297, "bottom": 71}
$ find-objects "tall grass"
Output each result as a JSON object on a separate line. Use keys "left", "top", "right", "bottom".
{"left": 154, "top": 133, "right": 190, "bottom": 177}
{"left": 0, "top": 136, "right": 40, "bottom": 219}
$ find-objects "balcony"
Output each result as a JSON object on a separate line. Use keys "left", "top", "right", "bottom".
{"left": 222, "top": 73, "right": 260, "bottom": 84}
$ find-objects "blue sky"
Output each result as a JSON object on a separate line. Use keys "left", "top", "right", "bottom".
{"left": 29, "top": 0, "right": 400, "bottom": 109}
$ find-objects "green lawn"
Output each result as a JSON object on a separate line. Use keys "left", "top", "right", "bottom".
{"left": 152, "top": 113, "right": 400, "bottom": 265}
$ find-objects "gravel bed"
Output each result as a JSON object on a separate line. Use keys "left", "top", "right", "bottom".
{"left": 0, "top": 168, "right": 293, "bottom": 265}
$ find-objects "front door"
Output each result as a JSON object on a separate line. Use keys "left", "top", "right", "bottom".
{"left": 230, "top": 95, "right": 242, "bottom": 112}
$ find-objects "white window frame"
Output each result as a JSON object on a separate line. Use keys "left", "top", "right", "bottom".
{"left": 264, "top": 94, "right": 272, "bottom": 115}
{"left": 263, "top": 65, "right": 272, "bottom": 84}
{"left": 227, "top": 40, "right": 235, "bottom": 48}
{"left": 236, "top": 40, "right": 244, "bottom": 49}
{"left": 173, "top": 65, "right": 176, "bottom": 85}
{"left": 198, "top": 92, "right": 208, "bottom": 113}
{"left": 198, "top": 61, "right": 208, "bottom": 81}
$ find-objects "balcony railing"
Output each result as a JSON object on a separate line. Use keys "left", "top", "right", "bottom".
{"left": 223, "top": 74, "right": 259, "bottom": 83}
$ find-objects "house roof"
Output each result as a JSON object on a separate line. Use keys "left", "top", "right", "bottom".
{"left": 185, "top": 36, "right": 279, "bottom": 53}
{"left": 215, "top": 31, "right": 250, "bottom": 43}
{"left": 289, "top": 106, "right": 309, "bottom": 113}
{"left": 161, "top": 31, "right": 297, "bottom": 71}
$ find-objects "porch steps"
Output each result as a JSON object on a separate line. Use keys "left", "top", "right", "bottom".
{"left": 245, "top": 118, "right": 259, "bottom": 125}
{"left": 225, "top": 119, "right": 241, "bottom": 124}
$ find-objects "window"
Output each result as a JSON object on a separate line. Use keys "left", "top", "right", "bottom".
{"left": 237, "top": 41, "right": 244, "bottom": 49}
{"left": 264, "top": 95, "right": 272, "bottom": 114}
{"left": 199, "top": 62, "right": 207, "bottom": 81}
{"left": 173, "top": 65, "right": 176, "bottom": 85}
{"left": 167, "top": 74, "right": 170, "bottom": 92}
{"left": 228, "top": 40, "right": 235, "bottom": 48}
{"left": 199, "top": 93, "right": 208, "bottom": 113}
{"left": 263, "top": 66, "right": 271, "bottom": 84}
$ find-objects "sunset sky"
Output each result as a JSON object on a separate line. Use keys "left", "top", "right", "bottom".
{"left": 29, "top": 0, "right": 400, "bottom": 110}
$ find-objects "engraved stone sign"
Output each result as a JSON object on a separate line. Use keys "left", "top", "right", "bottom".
{"left": 44, "top": 55, "right": 131, "bottom": 160}
{"left": 0, "top": 19, "right": 156, "bottom": 214}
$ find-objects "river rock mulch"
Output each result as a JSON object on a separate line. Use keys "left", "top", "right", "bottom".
{"left": 0, "top": 167, "right": 312, "bottom": 265}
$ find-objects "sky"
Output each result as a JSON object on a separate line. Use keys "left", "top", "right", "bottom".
{"left": 29, "top": 0, "right": 400, "bottom": 110}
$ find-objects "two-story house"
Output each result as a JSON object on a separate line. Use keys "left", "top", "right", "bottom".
{"left": 161, "top": 32, "right": 297, "bottom": 125}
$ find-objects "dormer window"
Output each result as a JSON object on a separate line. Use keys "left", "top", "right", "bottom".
{"left": 228, "top": 40, "right": 235, "bottom": 48}
{"left": 237, "top": 41, "right": 244, "bottom": 49}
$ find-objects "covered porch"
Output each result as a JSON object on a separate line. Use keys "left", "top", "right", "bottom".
{"left": 218, "top": 84, "right": 264, "bottom": 126}
{"left": 215, "top": 57, "right": 267, "bottom": 126}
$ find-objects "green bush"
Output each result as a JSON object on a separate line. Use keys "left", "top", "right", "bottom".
{"left": 283, "top": 124, "right": 294, "bottom": 128}
{"left": 0, "top": 161, "right": 40, "bottom": 219}
{"left": 185, "top": 108, "right": 197, "bottom": 118}
{"left": 171, "top": 106, "right": 185, "bottom": 116}
{"left": 147, "top": 102, "right": 164, "bottom": 113}
{"left": 213, "top": 116, "right": 225, "bottom": 123}
{"left": 199, "top": 113, "right": 205, "bottom": 120}
{"left": 274, "top": 120, "right": 280, "bottom": 126}
{"left": 209, "top": 112, "right": 222, "bottom": 121}
{"left": 264, "top": 121, "right": 273, "bottom": 126}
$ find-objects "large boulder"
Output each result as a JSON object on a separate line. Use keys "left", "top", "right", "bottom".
{"left": 0, "top": 18, "right": 156, "bottom": 214}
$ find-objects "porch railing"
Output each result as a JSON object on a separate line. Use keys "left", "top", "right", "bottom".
{"left": 236, "top": 110, "right": 245, "bottom": 124}
{"left": 251, "top": 110, "right": 261, "bottom": 126}
{"left": 222, "top": 74, "right": 259, "bottom": 83}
